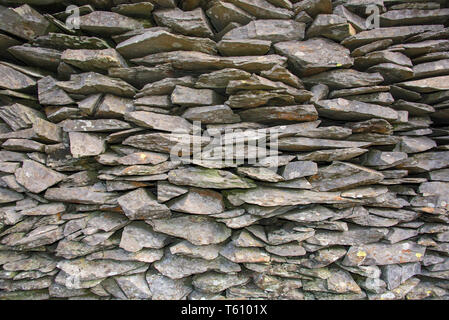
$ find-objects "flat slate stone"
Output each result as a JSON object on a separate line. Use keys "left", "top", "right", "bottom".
{"left": 171, "top": 85, "right": 224, "bottom": 106}
{"left": 226, "top": 0, "right": 294, "bottom": 19}
{"left": 153, "top": 7, "right": 214, "bottom": 38}
{"left": 118, "top": 188, "right": 171, "bottom": 220}
{"left": 206, "top": 1, "right": 254, "bottom": 32}
{"left": 303, "top": 69, "right": 384, "bottom": 89}
{"left": 149, "top": 215, "right": 232, "bottom": 245}
{"left": 309, "top": 161, "right": 384, "bottom": 192}
{"left": 314, "top": 99, "right": 398, "bottom": 121}
{"left": 224, "top": 186, "right": 353, "bottom": 207}
{"left": 61, "top": 48, "right": 127, "bottom": 72}
{"left": 274, "top": 38, "right": 353, "bottom": 76}
{"left": 217, "top": 39, "right": 271, "bottom": 56}
{"left": 44, "top": 186, "right": 117, "bottom": 205}
{"left": 116, "top": 30, "right": 217, "bottom": 59}
{"left": 57, "top": 72, "right": 136, "bottom": 97}
{"left": 69, "top": 132, "right": 106, "bottom": 158}
{"left": 78, "top": 11, "right": 144, "bottom": 35}
{"left": 341, "top": 25, "right": 445, "bottom": 49}
{"left": 15, "top": 160, "right": 65, "bottom": 194}
{"left": 342, "top": 242, "right": 426, "bottom": 266}
{"left": 223, "top": 19, "right": 304, "bottom": 43}
{"left": 380, "top": 9, "right": 449, "bottom": 27}
{"left": 124, "top": 111, "right": 192, "bottom": 133}
{"left": 168, "top": 167, "right": 256, "bottom": 189}
{"left": 0, "top": 64, "right": 36, "bottom": 91}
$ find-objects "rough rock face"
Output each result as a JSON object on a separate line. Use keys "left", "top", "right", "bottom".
{"left": 0, "top": 0, "right": 448, "bottom": 301}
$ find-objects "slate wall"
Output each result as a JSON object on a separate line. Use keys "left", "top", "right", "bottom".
{"left": 0, "top": 0, "right": 449, "bottom": 300}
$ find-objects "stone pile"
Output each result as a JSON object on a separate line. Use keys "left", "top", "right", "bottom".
{"left": 0, "top": 0, "right": 449, "bottom": 300}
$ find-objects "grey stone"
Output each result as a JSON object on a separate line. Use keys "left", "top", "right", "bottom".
{"left": 168, "top": 188, "right": 224, "bottom": 215}
{"left": 15, "top": 160, "right": 65, "bottom": 194}
{"left": 116, "top": 30, "right": 217, "bottom": 59}
{"left": 153, "top": 7, "right": 214, "bottom": 38}
{"left": 149, "top": 215, "right": 231, "bottom": 245}
{"left": 223, "top": 19, "right": 304, "bottom": 43}
{"left": 274, "top": 38, "right": 353, "bottom": 76}
{"left": 118, "top": 188, "right": 170, "bottom": 220}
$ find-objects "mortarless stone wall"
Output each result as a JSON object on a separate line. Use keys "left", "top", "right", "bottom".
{"left": 0, "top": 0, "right": 449, "bottom": 300}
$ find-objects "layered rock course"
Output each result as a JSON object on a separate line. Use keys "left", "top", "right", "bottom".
{"left": 0, "top": 0, "right": 449, "bottom": 300}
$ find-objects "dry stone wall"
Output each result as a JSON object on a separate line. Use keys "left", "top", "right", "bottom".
{"left": 0, "top": 0, "right": 449, "bottom": 300}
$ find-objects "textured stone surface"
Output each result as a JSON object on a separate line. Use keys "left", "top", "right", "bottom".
{"left": 0, "top": 0, "right": 448, "bottom": 302}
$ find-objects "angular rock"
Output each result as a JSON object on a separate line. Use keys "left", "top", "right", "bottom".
{"left": 149, "top": 215, "right": 231, "bottom": 245}
{"left": 15, "top": 160, "right": 65, "bottom": 194}
{"left": 69, "top": 132, "right": 106, "bottom": 158}
{"left": 118, "top": 188, "right": 171, "bottom": 220}
{"left": 171, "top": 85, "right": 223, "bottom": 106}
{"left": 116, "top": 30, "right": 216, "bottom": 59}
{"left": 343, "top": 242, "right": 426, "bottom": 266}
{"left": 153, "top": 7, "right": 214, "bottom": 38}
{"left": 168, "top": 188, "right": 224, "bottom": 215}
{"left": 274, "top": 38, "right": 353, "bottom": 76}
{"left": 314, "top": 99, "right": 398, "bottom": 121}
{"left": 79, "top": 11, "right": 143, "bottom": 35}
{"left": 61, "top": 49, "right": 127, "bottom": 72}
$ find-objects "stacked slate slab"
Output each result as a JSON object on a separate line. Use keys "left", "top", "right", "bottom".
{"left": 0, "top": 0, "right": 449, "bottom": 300}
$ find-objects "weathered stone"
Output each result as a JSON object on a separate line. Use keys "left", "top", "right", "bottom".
{"left": 306, "top": 14, "right": 356, "bottom": 42}
{"left": 223, "top": 19, "right": 304, "bottom": 43}
{"left": 118, "top": 188, "right": 170, "bottom": 220}
{"left": 343, "top": 242, "right": 426, "bottom": 266}
{"left": 0, "top": 4, "right": 50, "bottom": 41}
{"left": 168, "top": 188, "right": 224, "bottom": 215}
{"left": 44, "top": 186, "right": 117, "bottom": 205}
{"left": 133, "top": 51, "right": 287, "bottom": 73}
{"left": 15, "top": 160, "right": 65, "bottom": 194}
{"left": 62, "top": 119, "right": 131, "bottom": 133}
{"left": 171, "top": 85, "right": 224, "bottom": 106}
{"left": 8, "top": 45, "right": 61, "bottom": 72}
{"left": 57, "top": 258, "right": 146, "bottom": 282}
{"left": 170, "top": 240, "right": 222, "bottom": 260}
{"left": 153, "top": 7, "right": 214, "bottom": 38}
{"left": 79, "top": 11, "right": 143, "bottom": 35}
{"left": 61, "top": 49, "right": 127, "bottom": 72}
{"left": 154, "top": 251, "right": 240, "bottom": 279}
{"left": 69, "top": 132, "right": 106, "bottom": 158}
{"left": 57, "top": 72, "right": 136, "bottom": 98}
{"left": 146, "top": 270, "right": 192, "bottom": 299}
{"left": 303, "top": 69, "right": 384, "bottom": 89}
{"left": 0, "top": 64, "right": 36, "bottom": 91}
{"left": 217, "top": 39, "right": 271, "bottom": 56}
{"left": 220, "top": 241, "right": 270, "bottom": 263}
{"left": 33, "top": 33, "right": 110, "bottom": 50}
{"left": 0, "top": 187, "right": 24, "bottom": 204}
{"left": 120, "top": 222, "right": 169, "bottom": 253}
{"left": 182, "top": 105, "right": 240, "bottom": 124}
{"left": 341, "top": 25, "right": 444, "bottom": 49}
{"left": 168, "top": 167, "right": 255, "bottom": 189}
{"left": 314, "top": 99, "right": 398, "bottom": 121}
{"left": 380, "top": 9, "right": 449, "bottom": 27}
{"left": 238, "top": 105, "right": 318, "bottom": 123}
{"left": 224, "top": 186, "right": 353, "bottom": 207}
{"left": 116, "top": 30, "right": 216, "bottom": 59}
{"left": 206, "top": 1, "right": 254, "bottom": 32}
{"left": 227, "top": 0, "right": 294, "bottom": 19}
{"left": 149, "top": 216, "right": 231, "bottom": 245}
{"left": 125, "top": 111, "right": 192, "bottom": 133}
{"left": 193, "top": 272, "right": 249, "bottom": 293}
{"left": 398, "top": 76, "right": 449, "bottom": 93}
{"left": 277, "top": 137, "right": 370, "bottom": 152}
{"left": 309, "top": 162, "right": 384, "bottom": 192}
{"left": 274, "top": 38, "right": 353, "bottom": 76}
